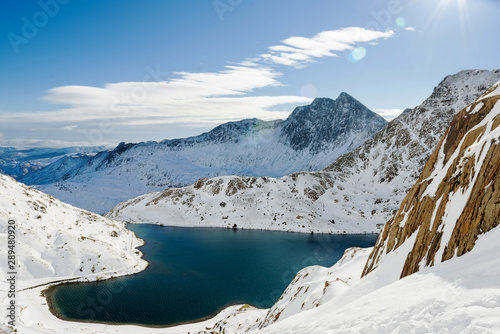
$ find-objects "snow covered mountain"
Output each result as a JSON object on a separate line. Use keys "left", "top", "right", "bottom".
{"left": 0, "top": 146, "right": 104, "bottom": 179}
{"left": 22, "top": 93, "right": 386, "bottom": 214}
{"left": 0, "top": 173, "right": 146, "bottom": 333}
{"left": 108, "top": 69, "right": 500, "bottom": 234}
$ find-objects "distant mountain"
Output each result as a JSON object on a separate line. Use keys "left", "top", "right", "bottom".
{"left": 108, "top": 70, "right": 500, "bottom": 233}
{"left": 22, "top": 93, "right": 386, "bottom": 213}
{"left": 0, "top": 146, "right": 105, "bottom": 179}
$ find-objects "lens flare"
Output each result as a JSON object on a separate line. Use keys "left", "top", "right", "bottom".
{"left": 349, "top": 47, "right": 367, "bottom": 62}
{"left": 396, "top": 17, "right": 406, "bottom": 27}
{"left": 300, "top": 84, "right": 317, "bottom": 99}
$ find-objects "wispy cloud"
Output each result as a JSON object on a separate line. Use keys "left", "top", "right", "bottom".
{"left": 35, "top": 27, "right": 395, "bottom": 128}
{"left": 43, "top": 66, "right": 288, "bottom": 108}
{"left": 404, "top": 27, "right": 418, "bottom": 32}
{"left": 260, "top": 27, "right": 394, "bottom": 67}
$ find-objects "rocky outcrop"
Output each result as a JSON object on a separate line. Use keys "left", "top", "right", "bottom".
{"left": 363, "top": 82, "right": 500, "bottom": 278}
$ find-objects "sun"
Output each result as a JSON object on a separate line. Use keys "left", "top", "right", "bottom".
{"left": 426, "top": 0, "right": 471, "bottom": 34}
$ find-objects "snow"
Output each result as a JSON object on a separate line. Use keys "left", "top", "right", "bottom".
{"left": 194, "top": 224, "right": 500, "bottom": 334}
{"left": 0, "top": 174, "right": 147, "bottom": 333}
{"left": 478, "top": 80, "right": 500, "bottom": 101}
{"left": 0, "top": 146, "right": 104, "bottom": 179}
{"left": 469, "top": 102, "right": 484, "bottom": 114}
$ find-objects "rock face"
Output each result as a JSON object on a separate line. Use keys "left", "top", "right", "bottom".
{"left": 108, "top": 70, "right": 500, "bottom": 233}
{"left": 21, "top": 93, "right": 386, "bottom": 213}
{"left": 363, "top": 82, "right": 500, "bottom": 278}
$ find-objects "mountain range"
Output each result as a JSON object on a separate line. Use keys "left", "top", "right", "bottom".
{"left": 108, "top": 69, "right": 500, "bottom": 234}
{"left": 0, "top": 146, "right": 105, "bottom": 179}
{"left": 21, "top": 92, "right": 387, "bottom": 214}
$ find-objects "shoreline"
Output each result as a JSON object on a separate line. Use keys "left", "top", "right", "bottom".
{"left": 125, "top": 220, "right": 381, "bottom": 235}
{"left": 44, "top": 282, "right": 257, "bottom": 330}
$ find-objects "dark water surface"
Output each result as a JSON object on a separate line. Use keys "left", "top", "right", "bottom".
{"left": 47, "top": 225, "right": 377, "bottom": 326}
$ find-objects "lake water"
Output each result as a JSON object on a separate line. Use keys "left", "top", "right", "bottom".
{"left": 46, "top": 225, "right": 378, "bottom": 326}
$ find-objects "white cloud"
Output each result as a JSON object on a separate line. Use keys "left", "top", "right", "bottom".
{"left": 373, "top": 108, "right": 404, "bottom": 121}
{"left": 404, "top": 27, "right": 418, "bottom": 32}
{"left": 0, "top": 137, "right": 108, "bottom": 149}
{"left": 262, "top": 27, "right": 394, "bottom": 68}
{"left": 62, "top": 125, "right": 78, "bottom": 130}
{"left": 43, "top": 66, "right": 283, "bottom": 107}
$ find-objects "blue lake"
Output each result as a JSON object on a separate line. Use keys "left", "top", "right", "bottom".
{"left": 46, "top": 225, "right": 378, "bottom": 326}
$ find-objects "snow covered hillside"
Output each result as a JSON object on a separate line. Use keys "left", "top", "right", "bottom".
{"left": 108, "top": 69, "right": 500, "bottom": 234}
{"left": 0, "top": 146, "right": 104, "bottom": 179}
{"left": 0, "top": 174, "right": 147, "bottom": 333}
{"left": 21, "top": 93, "right": 386, "bottom": 214}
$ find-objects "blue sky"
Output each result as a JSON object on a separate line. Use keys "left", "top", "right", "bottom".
{"left": 0, "top": 0, "right": 499, "bottom": 148}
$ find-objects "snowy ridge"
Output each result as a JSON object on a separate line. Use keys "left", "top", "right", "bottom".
{"left": 108, "top": 70, "right": 500, "bottom": 234}
{"left": 22, "top": 93, "right": 386, "bottom": 214}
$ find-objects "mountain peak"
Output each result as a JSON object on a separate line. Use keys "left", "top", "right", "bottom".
{"left": 336, "top": 91, "right": 354, "bottom": 102}
{"left": 283, "top": 93, "right": 387, "bottom": 152}
{"left": 309, "top": 92, "right": 356, "bottom": 107}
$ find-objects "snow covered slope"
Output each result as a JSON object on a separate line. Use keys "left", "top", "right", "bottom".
{"left": 0, "top": 173, "right": 147, "bottom": 333}
{"left": 22, "top": 93, "right": 386, "bottom": 214}
{"left": 109, "top": 69, "right": 500, "bottom": 234}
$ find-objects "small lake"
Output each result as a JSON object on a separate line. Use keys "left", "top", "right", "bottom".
{"left": 46, "top": 225, "right": 378, "bottom": 326}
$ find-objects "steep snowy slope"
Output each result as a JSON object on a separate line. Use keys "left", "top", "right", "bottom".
{"left": 0, "top": 174, "right": 147, "bottom": 333}
{"left": 195, "top": 79, "right": 500, "bottom": 334}
{"left": 109, "top": 69, "right": 500, "bottom": 234}
{"left": 23, "top": 93, "right": 386, "bottom": 214}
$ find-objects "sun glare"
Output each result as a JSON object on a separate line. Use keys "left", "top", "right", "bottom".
{"left": 425, "top": 0, "right": 471, "bottom": 36}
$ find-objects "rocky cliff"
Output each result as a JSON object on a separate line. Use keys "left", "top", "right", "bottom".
{"left": 363, "top": 81, "right": 500, "bottom": 278}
